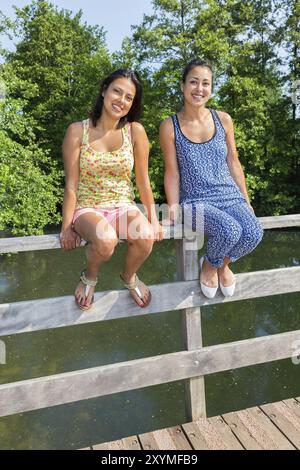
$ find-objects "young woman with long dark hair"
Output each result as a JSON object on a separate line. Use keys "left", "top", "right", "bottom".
{"left": 60, "top": 69, "right": 163, "bottom": 310}
{"left": 161, "top": 59, "right": 263, "bottom": 299}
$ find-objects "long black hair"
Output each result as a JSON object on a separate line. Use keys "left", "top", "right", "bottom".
{"left": 89, "top": 69, "right": 142, "bottom": 128}
{"left": 182, "top": 59, "right": 214, "bottom": 91}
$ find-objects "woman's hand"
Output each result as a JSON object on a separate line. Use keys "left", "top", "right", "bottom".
{"left": 161, "top": 218, "right": 175, "bottom": 226}
{"left": 60, "top": 226, "right": 81, "bottom": 251}
{"left": 151, "top": 220, "right": 164, "bottom": 242}
{"left": 245, "top": 199, "right": 255, "bottom": 214}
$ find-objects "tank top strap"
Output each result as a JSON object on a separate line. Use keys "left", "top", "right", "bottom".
{"left": 171, "top": 114, "right": 180, "bottom": 138}
{"left": 122, "top": 122, "right": 129, "bottom": 140}
{"left": 210, "top": 108, "right": 224, "bottom": 135}
{"left": 82, "top": 119, "right": 90, "bottom": 146}
{"left": 122, "top": 123, "right": 133, "bottom": 148}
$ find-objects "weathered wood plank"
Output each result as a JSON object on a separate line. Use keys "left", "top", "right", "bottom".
{"left": 283, "top": 398, "right": 300, "bottom": 421}
{"left": 185, "top": 375, "right": 206, "bottom": 421}
{"left": 181, "top": 307, "right": 206, "bottom": 421}
{"left": 183, "top": 416, "right": 244, "bottom": 450}
{"left": 258, "top": 214, "right": 300, "bottom": 229}
{"left": 92, "top": 435, "right": 141, "bottom": 450}
{"left": 0, "top": 226, "right": 182, "bottom": 254}
{"left": 221, "top": 410, "right": 268, "bottom": 450}
{"left": 175, "top": 239, "right": 199, "bottom": 282}
{"left": 166, "top": 426, "right": 193, "bottom": 450}
{"left": 209, "top": 416, "right": 244, "bottom": 449}
{"left": 0, "top": 227, "right": 198, "bottom": 254}
{"left": 1, "top": 214, "right": 299, "bottom": 254}
{"left": 89, "top": 397, "right": 300, "bottom": 451}
{"left": 261, "top": 400, "right": 300, "bottom": 449}
{"left": 0, "top": 234, "right": 85, "bottom": 254}
{"left": 177, "top": 235, "right": 206, "bottom": 422}
{"left": 139, "top": 426, "right": 192, "bottom": 450}
{"left": 138, "top": 431, "right": 159, "bottom": 450}
{"left": 222, "top": 407, "right": 295, "bottom": 449}
{"left": 182, "top": 419, "right": 229, "bottom": 450}
{"left": 1, "top": 266, "right": 299, "bottom": 337}
{"left": 1, "top": 329, "right": 300, "bottom": 417}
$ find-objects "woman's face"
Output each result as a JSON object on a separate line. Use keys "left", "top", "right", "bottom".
{"left": 181, "top": 66, "right": 212, "bottom": 107}
{"left": 102, "top": 77, "right": 136, "bottom": 119}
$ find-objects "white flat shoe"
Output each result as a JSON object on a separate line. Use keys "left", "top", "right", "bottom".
{"left": 199, "top": 256, "right": 218, "bottom": 299}
{"left": 220, "top": 278, "right": 236, "bottom": 297}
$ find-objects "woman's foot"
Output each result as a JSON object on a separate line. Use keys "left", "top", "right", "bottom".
{"left": 120, "top": 272, "right": 151, "bottom": 307}
{"left": 199, "top": 257, "right": 218, "bottom": 299}
{"left": 218, "top": 265, "right": 235, "bottom": 286}
{"left": 75, "top": 271, "right": 98, "bottom": 310}
{"left": 218, "top": 265, "right": 236, "bottom": 297}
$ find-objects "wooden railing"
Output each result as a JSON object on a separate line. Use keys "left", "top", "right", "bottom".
{"left": 0, "top": 214, "right": 300, "bottom": 423}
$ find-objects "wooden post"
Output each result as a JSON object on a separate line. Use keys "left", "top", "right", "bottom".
{"left": 176, "top": 237, "right": 207, "bottom": 421}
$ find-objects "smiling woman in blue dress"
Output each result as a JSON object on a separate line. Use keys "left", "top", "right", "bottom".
{"left": 160, "top": 59, "right": 263, "bottom": 299}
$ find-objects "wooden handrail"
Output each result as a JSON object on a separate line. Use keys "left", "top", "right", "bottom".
{"left": 0, "top": 212, "right": 299, "bottom": 423}
{"left": 0, "top": 214, "right": 299, "bottom": 254}
{"left": 1, "top": 328, "right": 299, "bottom": 418}
{"left": 1, "top": 266, "right": 300, "bottom": 337}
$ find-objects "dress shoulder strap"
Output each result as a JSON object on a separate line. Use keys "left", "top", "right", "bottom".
{"left": 171, "top": 114, "right": 180, "bottom": 136}
{"left": 126, "top": 122, "right": 132, "bottom": 141}
{"left": 82, "top": 119, "right": 90, "bottom": 145}
{"left": 122, "top": 123, "right": 133, "bottom": 149}
{"left": 210, "top": 109, "right": 225, "bottom": 134}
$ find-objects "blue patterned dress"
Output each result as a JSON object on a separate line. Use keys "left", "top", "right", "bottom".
{"left": 172, "top": 109, "right": 263, "bottom": 268}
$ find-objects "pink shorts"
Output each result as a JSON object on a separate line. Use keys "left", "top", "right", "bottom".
{"left": 72, "top": 204, "right": 140, "bottom": 226}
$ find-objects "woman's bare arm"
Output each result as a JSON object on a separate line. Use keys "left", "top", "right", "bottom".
{"left": 160, "top": 118, "right": 180, "bottom": 223}
{"left": 132, "top": 122, "right": 164, "bottom": 240}
{"left": 60, "top": 122, "right": 82, "bottom": 250}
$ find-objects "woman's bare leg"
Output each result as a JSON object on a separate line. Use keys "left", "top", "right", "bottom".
{"left": 114, "top": 209, "right": 154, "bottom": 306}
{"left": 73, "top": 213, "right": 118, "bottom": 308}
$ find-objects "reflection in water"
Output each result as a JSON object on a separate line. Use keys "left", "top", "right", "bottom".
{"left": 0, "top": 230, "right": 300, "bottom": 449}
{"left": 0, "top": 278, "right": 10, "bottom": 297}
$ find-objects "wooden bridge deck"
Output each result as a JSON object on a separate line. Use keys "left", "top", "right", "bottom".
{"left": 81, "top": 397, "right": 300, "bottom": 450}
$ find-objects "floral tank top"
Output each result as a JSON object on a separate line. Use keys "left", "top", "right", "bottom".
{"left": 76, "top": 119, "right": 135, "bottom": 209}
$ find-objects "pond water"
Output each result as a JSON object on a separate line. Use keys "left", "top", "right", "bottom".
{"left": 0, "top": 229, "right": 299, "bottom": 449}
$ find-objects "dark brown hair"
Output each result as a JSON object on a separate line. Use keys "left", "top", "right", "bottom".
{"left": 89, "top": 69, "right": 142, "bottom": 128}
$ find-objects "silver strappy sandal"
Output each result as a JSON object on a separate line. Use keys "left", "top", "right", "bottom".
{"left": 120, "top": 273, "right": 152, "bottom": 308}
{"left": 75, "top": 270, "right": 98, "bottom": 311}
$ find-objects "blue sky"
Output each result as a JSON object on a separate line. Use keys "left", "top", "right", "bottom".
{"left": 0, "top": 0, "right": 154, "bottom": 52}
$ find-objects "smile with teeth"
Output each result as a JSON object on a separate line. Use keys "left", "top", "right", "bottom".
{"left": 112, "top": 103, "right": 123, "bottom": 112}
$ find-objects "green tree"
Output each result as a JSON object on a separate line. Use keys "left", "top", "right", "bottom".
{"left": 7, "top": 0, "right": 111, "bottom": 162}
{"left": 218, "top": 0, "right": 299, "bottom": 214}
{"left": 280, "top": 0, "right": 300, "bottom": 211}
{"left": 0, "top": 0, "right": 113, "bottom": 234}
{"left": 0, "top": 63, "right": 62, "bottom": 235}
